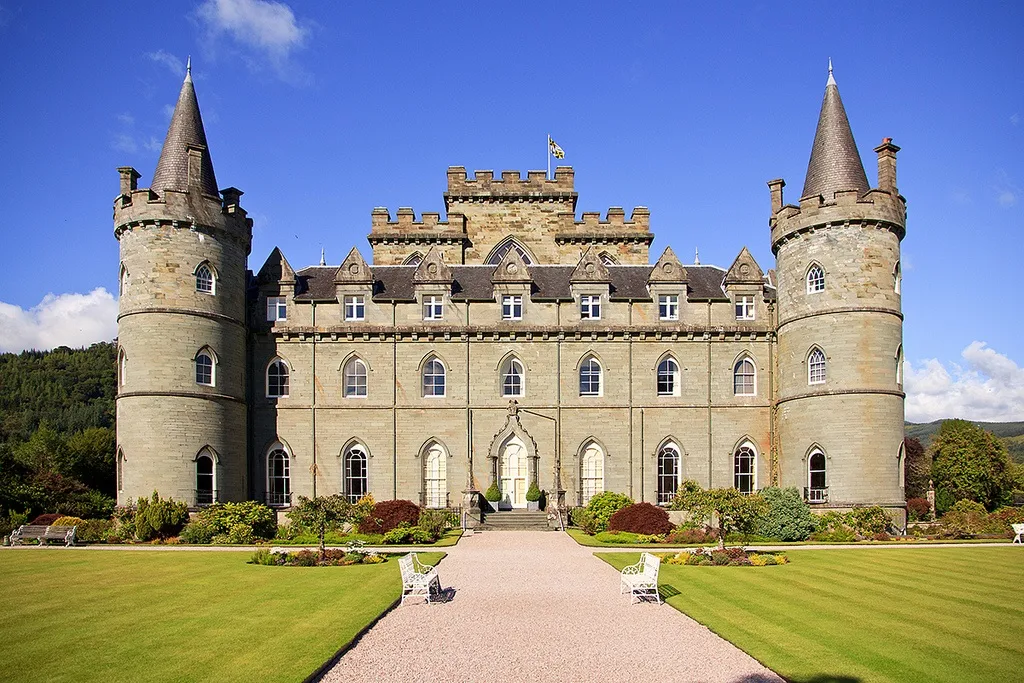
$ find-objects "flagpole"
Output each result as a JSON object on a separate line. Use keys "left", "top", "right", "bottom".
{"left": 547, "top": 134, "right": 551, "bottom": 180}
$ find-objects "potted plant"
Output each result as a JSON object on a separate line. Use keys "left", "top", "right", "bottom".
{"left": 484, "top": 481, "right": 501, "bottom": 513}
{"left": 526, "top": 482, "right": 542, "bottom": 511}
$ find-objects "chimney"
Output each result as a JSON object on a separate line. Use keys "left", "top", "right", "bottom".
{"left": 118, "top": 167, "right": 141, "bottom": 195}
{"left": 768, "top": 178, "right": 785, "bottom": 214}
{"left": 873, "top": 138, "right": 900, "bottom": 195}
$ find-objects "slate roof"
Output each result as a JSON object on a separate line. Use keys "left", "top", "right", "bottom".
{"left": 150, "top": 68, "right": 219, "bottom": 196}
{"left": 292, "top": 264, "right": 774, "bottom": 303}
{"left": 801, "top": 69, "right": 869, "bottom": 199}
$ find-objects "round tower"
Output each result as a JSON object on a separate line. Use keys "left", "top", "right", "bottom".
{"left": 770, "top": 64, "right": 906, "bottom": 524}
{"left": 113, "top": 62, "right": 252, "bottom": 506}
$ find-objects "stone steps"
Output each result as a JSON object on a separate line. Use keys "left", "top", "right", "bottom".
{"left": 476, "top": 510, "right": 551, "bottom": 531}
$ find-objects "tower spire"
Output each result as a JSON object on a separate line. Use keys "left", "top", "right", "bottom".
{"left": 801, "top": 61, "right": 869, "bottom": 199}
{"left": 150, "top": 59, "right": 219, "bottom": 196}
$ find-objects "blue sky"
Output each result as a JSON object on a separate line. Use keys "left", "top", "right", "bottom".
{"left": 0, "top": 1, "right": 1021, "bottom": 421}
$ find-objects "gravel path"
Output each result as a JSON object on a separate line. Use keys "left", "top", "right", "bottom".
{"left": 320, "top": 530, "right": 782, "bottom": 683}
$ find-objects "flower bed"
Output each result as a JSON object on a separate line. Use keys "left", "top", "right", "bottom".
{"left": 664, "top": 547, "right": 789, "bottom": 567}
{"left": 249, "top": 547, "right": 387, "bottom": 567}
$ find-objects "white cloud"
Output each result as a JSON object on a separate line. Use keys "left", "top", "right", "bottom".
{"left": 998, "top": 190, "right": 1016, "bottom": 207}
{"left": 197, "top": 0, "right": 307, "bottom": 59}
{"left": 0, "top": 289, "right": 118, "bottom": 353}
{"left": 146, "top": 49, "right": 185, "bottom": 76}
{"left": 112, "top": 133, "right": 138, "bottom": 154}
{"left": 905, "top": 342, "right": 1024, "bottom": 423}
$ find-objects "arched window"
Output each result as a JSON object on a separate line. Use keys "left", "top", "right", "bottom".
{"left": 733, "top": 357, "right": 756, "bottom": 396}
{"left": 486, "top": 237, "right": 534, "bottom": 265}
{"left": 657, "top": 357, "right": 680, "bottom": 396}
{"left": 267, "top": 359, "right": 289, "bottom": 398}
{"left": 898, "top": 442, "right": 906, "bottom": 489}
{"left": 422, "top": 356, "right": 446, "bottom": 397}
{"left": 195, "top": 349, "right": 215, "bottom": 386}
{"left": 116, "top": 449, "right": 125, "bottom": 493}
{"left": 808, "top": 347, "right": 826, "bottom": 385}
{"left": 599, "top": 251, "right": 618, "bottom": 266}
{"left": 118, "top": 348, "right": 127, "bottom": 387}
{"left": 806, "top": 264, "right": 825, "bottom": 293}
{"left": 196, "top": 450, "right": 215, "bottom": 505}
{"left": 119, "top": 264, "right": 129, "bottom": 296}
{"left": 267, "top": 448, "right": 290, "bottom": 506}
{"left": 734, "top": 442, "right": 756, "bottom": 493}
{"left": 195, "top": 263, "right": 215, "bottom": 294}
{"left": 895, "top": 344, "right": 904, "bottom": 386}
{"left": 343, "top": 445, "right": 368, "bottom": 503}
{"left": 657, "top": 443, "right": 681, "bottom": 505}
{"left": 424, "top": 442, "right": 447, "bottom": 508}
{"left": 579, "top": 357, "right": 602, "bottom": 396}
{"left": 343, "top": 358, "right": 367, "bottom": 398}
{"left": 894, "top": 261, "right": 902, "bottom": 294}
{"left": 580, "top": 441, "right": 605, "bottom": 505}
{"left": 403, "top": 252, "right": 424, "bottom": 266}
{"left": 807, "top": 450, "right": 826, "bottom": 502}
{"left": 501, "top": 357, "right": 524, "bottom": 397}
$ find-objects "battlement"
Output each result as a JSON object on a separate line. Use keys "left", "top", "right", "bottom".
{"left": 769, "top": 185, "right": 906, "bottom": 254}
{"left": 445, "top": 166, "right": 577, "bottom": 206}
{"left": 369, "top": 207, "right": 467, "bottom": 235}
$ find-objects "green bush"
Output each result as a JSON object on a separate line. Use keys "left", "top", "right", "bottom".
{"left": 75, "top": 519, "right": 114, "bottom": 542}
{"left": 570, "top": 508, "right": 599, "bottom": 535}
{"left": 180, "top": 501, "right": 277, "bottom": 544}
{"left": 753, "top": 487, "right": 817, "bottom": 541}
{"left": 382, "top": 526, "right": 434, "bottom": 544}
{"left": 526, "top": 482, "right": 541, "bottom": 502}
{"left": 249, "top": 548, "right": 282, "bottom": 566}
{"left": 484, "top": 482, "right": 500, "bottom": 502}
{"left": 593, "top": 531, "right": 642, "bottom": 544}
{"left": 134, "top": 492, "right": 189, "bottom": 541}
{"left": 418, "top": 509, "right": 453, "bottom": 540}
{"left": 584, "top": 491, "right": 634, "bottom": 533}
{"left": 935, "top": 488, "right": 955, "bottom": 516}
{"left": 848, "top": 506, "right": 892, "bottom": 536}
{"left": 52, "top": 516, "right": 85, "bottom": 527}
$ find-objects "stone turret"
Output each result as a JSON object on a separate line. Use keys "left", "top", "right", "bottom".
{"left": 770, "top": 63, "right": 907, "bottom": 525}
{"left": 113, "top": 61, "right": 252, "bottom": 506}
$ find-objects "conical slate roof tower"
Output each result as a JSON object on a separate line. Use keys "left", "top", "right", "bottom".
{"left": 150, "top": 58, "right": 219, "bottom": 196}
{"left": 801, "top": 62, "right": 869, "bottom": 198}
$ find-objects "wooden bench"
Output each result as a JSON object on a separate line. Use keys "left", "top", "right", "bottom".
{"left": 620, "top": 552, "right": 661, "bottom": 604}
{"left": 1013, "top": 523, "right": 1024, "bottom": 544}
{"left": 398, "top": 552, "right": 440, "bottom": 605}
{"left": 10, "top": 525, "right": 77, "bottom": 547}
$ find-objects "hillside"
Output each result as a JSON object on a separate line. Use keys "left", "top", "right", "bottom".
{"left": 906, "top": 420, "right": 1024, "bottom": 463}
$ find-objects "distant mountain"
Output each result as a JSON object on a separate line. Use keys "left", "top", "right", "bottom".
{"left": 906, "top": 420, "right": 1024, "bottom": 463}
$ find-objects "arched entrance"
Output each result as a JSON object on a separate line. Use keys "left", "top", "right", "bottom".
{"left": 499, "top": 435, "right": 529, "bottom": 509}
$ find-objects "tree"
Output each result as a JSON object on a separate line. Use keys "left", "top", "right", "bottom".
{"left": 903, "top": 436, "right": 930, "bottom": 500}
{"left": 288, "top": 495, "right": 356, "bottom": 558}
{"left": 931, "top": 419, "right": 1014, "bottom": 511}
{"left": 672, "top": 482, "right": 766, "bottom": 549}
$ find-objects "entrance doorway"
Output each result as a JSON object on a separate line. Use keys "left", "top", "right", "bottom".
{"left": 499, "top": 436, "right": 528, "bottom": 509}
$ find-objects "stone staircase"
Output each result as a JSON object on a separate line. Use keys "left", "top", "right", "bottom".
{"left": 476, "top": 509, "right": 551, "bottom": 531}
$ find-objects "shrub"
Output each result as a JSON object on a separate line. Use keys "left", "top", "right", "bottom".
{"left": 382, "top": 526, "right": 433, "bottom": 544}
{"left": 571, "top": 508, "right": 599, "bottom": 535}
{"left": 585, "top": 492, "right": 634, "bottom": 532}
{"left": 52, "top": 516, "right": 84, "bottom": 527}
{"left": 607, "top": 502, "right": 673, "bottom": 535}
{"left": 668, "top": 479, "right": 705, "bottom": 511}
{"left": 935, "top": 487, "right": 955, "bottom": 516}
{"left": 593, "top": 531, "right": 641, "bottom": 544}
{"left": 906, "top": 497, "right": 931, "bottom": 522}
{"left": 526, "top": 482, "right": 541, "bottom": 503}
{"left": 753, "top": 487, "right": 817, "bottom": 541}
{"left": 75, "top": 519, "right": 114, "bottom": 542}
{"left": 134, "top": 492, "right": 189, "bottom": 541}
{"left": 291, "top": 550, "right": 318, "bottom": 567}
{"left": 484, "top": 482, "right": 500, "bottom": 502}
{"left": 29, "top": 513, "right": 62, "bottom": 526}
{"left": 418, "top": 509, "right": 453, "bottom": 540}
{"left": 664, "top": 527, "right": 715, "bottom": 544}
{"left": 848, "top": 506, "right": 892, "bottom": 536}
{"left": 359, "top": 500, "right": 421, "bottom": 534}
{"left": 938, "top": 499, "right": 989, "bottom": 538}
{"left": 249, "top": 548, "right": 283, "bottom": 566}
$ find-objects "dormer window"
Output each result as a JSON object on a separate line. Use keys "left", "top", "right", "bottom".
{"left": 501, "top": 295, "right": 523, "bottom": 321}
{"left": 807, "top": 264, "right": 825, "bottom": 293}
{"left": 423, "top": 295, "right": 444, "bottom": 321}
{"left": 580, "top": 295, "right": 601, "bottom": 320}
{"left": 735, "top": 296, "right": 755, "bottom": 321}
{"left": 658, "top": 295, "right": 679, "bottom": 321}
{"left": 344, "top": 295, "right": 365, "bottom": 322}
{"left": 267, "top": 296, "right": 287, "bottom": 322}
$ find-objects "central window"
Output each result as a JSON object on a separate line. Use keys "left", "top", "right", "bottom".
{"left": 735, "top": 295, "right": 755, "bottom": 320}
{"left": 807, "top": 264, "right": 826, "bottom": 293}
{"left": 343, "top": 358, "right": 367, "bottom": 398}
{"left": 808, "top": 348, "right": 827, "bottom": 385}
{"left": 343, "top": 445, "right": 368, "bottom": 503}
{"left": 267, "top": 448, "right": 290, "bottom": 507}
{"left": 501, "top": 295, "right": 523, "bottom": 321}
{"left": 579, "top": 357, "right": 602, "bottom": 396}
{"left": 423, "top": 357, "right": 446, "bottom": 397}
{"left": 657, "top": 357, "right": 679, "bottom": 396}
{"left": 501, "top": 357, "right": 525, "bottom": 397}
{"left": 423, "top": 295, "right": 444, "bottom": 321}
{"left": 657, "top": 443, "right": 681, "bottom": 505}
{"left": 267, "top": 296, "right": 287, "bottom": 322}
{"left": 580, "top": 295, "right": 601, "bottom": 320}
{"left": 733, "top": 357, "right": 756, "bottom": 396}
{"left": 267, "top": 359, "right": 289, "bottom": 398}
{"left": 734, "top": 444, "right": 756, "bottom": 494}
{"left": 344, "top": 295, "right": 365, "bottom": 321}
{"left": 658, "top": 295, "right": 679, "bottom": 321}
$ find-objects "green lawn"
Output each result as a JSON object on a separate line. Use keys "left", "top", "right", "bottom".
{"left": 600, "top": 548, "right": 1024, "bottom": 683}
{"left": 0, "top": 549, "right": 443, "bottom": 683}
{"left": 569, "top": 527, "right": 1011, "bottom": 548}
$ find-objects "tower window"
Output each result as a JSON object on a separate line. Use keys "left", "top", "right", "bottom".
{"left": 267, "top": 359, "right": 290, "bottom": 398}
{"left": 807, "top": 265, "right": 825, "bottom": 293}
{"left": 195, "top": 264, "right": 215, "bottom": 294}
{"left": 267, "top": 296, "right": 287, "bottom": 322}
{"left": 344, "top": 296, "right": 365, "bottom": 322}
{"left": 196, "top": 451, "right": 215, "bottom": 506}
{"left": 657, "top": 443, "right": 681, "bottom": 505}
{"left": 579, "top": 357, "right": 602, "bottom": 396}
{"left": 267, "top": 448, "right": 291, "bottom": 507}
{"left": 894, "top": 261, "right": 902, "bottom": 294}
{"left": 734, "top": 443, "right": 756, "bottom": 493}
{"left": 733, "top": 357, "right": 756, "bottom": 396}
{"left": 659, "top": 295, "right": 679, "bottom": 321}
{"left": 808, "top": 348, "right": 826, "bottom": 385}
{"left": 735, "top": 296, "right": 755, "bottom": 320}
{"left": 657, "top": 357, "right": 680, "bottom": 396}
{"left": 501, "top": 357, "right": 525, "bottom": 397}
{"left": 501, "top": 295, "right": 523, "bottom": 321}
{"left": 195, "top": 350, "right": 215, "bottom": 386}
{"left": 343, "top": 358, "right": 367, "bottom": 398}
{"left": 119, "top": 264, "right": 129, "bottom": 297}
{"left": 896, "top": 344, "right": 904, "bottom": 387}
{"left": 344, "top": 445, "right": 368, "bottom": 503}
{"left": 808, "top": 450, "right": 827, "bottom": 503}
{"left": 118, "top": 348, "right": 127, "bottom": 387}
{"left": 580, "top": 295, "right": 601, "bottom": 320}
{"left": 423, "top": 357, "right": 446, "bottom": 397}
{"left": 423, "top": 295, "right": 444, "bottom": 321}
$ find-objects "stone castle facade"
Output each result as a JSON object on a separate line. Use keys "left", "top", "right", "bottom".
{"left": 113, "top": 64, "right": 908, "bottom": 522}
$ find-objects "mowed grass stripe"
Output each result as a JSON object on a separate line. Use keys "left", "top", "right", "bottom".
{"left": 598, "top": 547, "right": 1024, "bottom": 683}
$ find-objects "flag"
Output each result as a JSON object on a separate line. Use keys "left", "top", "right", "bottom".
{"left": 549, "top": 138, "right": 565, "bottom": 159}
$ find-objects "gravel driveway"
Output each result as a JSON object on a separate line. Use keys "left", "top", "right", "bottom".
{"left": 320, "top": 530, "right": 781, "bottom": 682}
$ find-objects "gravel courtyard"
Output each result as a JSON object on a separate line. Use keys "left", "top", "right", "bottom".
{"left": 321, "top": 530, "right": 781, "bottom": 682}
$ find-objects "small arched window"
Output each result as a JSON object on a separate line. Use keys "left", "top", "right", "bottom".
{"left": 808, "top": 348, "right": 826, "bottom": 385}
{"left": 196, "top": 450, "right": 215, "bottom": 505}
{"left": 119, "top": 264, "right": 129, "bottom": 297}
{"left": 267, "top": 359, "right": 290, "bottom": 398}
{"left": 733, "top": 357, "right": 756, "bottom": 396}
{"left": 894, "top": 261, "right": 902, "bottom": 294}
{"left": 579, "top": 357, "right": 602, "bottom": 396}
{"left": 806, "top": 264, "right": 825, "bottom": 293}
{"left": 895, "top": 344, "right": 904, "bottom": 386}
{"left": 118, "top": 348, "right": 127, "bottom": 387}
{"left": 734, "top": 443, "right": 757, "bottom": 493}
{"left": 403, "top": 252, "right": 423, "bottom": 266}
{"left": 423, "top": 357, "right": 446, "bottom": 397}
{"left": 195, "top": 349, "right": 215, "bottom": 386}
{"left": 424, "top": 442, "right": 447, "bottom": 508}
{"left": 808, "top": 450, "right": 826, "bottom": 502}
{"left": 599, "top": 251, "right": 618, "bottom": 266}
{"left": 657, "top": 357, "right": 680, "bottom": 396}
{"left": 501, "top": 357, "right": 524, "bottom": 397}
{"left": 343, "top": 358, "right": 367, "bottom": 398}
{"left": 486, "top": 237, "right": 534, "bottom": 265}
{"left": 116, "top": 449, "right": 125, "bottom": 493}
{"left": 344, "top": 445, "right": 368, "bottom": 503}
{"left": 657, "top": 443, "right": 681, "bottom": 505}
{"left": 267, "top": 448, "right": 290, "bottom": 506}
{"left": 195, "top": 263, "right": 215, "bottom": 294}
{"left": 580, "top": 441, "right": 605, "bottom": 505}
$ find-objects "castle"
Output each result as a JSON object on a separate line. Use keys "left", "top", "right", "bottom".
{"left": 113, "top": 63, "right": 908, "bottom": 524}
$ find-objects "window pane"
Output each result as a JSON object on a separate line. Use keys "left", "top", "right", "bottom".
{"left": 345, "top": 448, "right": 368, "bottom": 503}
{"left": 196, "top": 354, "right": 213, "bottom": 385}
{"left": 196, "top": 265, "right": 213, "bottom": 293}
{"left": 580, "top": 359, "right": 601, "bottom": 395}
{"left": 657, "top": 447, "right": 679, "bottom": 505}
{"left": 423, "top": 359, "right": 445, "bottom": 396}
{"left": 734, "top": 446, "right": 755, "bottom": 493}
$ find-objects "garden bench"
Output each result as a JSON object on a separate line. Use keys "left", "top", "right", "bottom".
{"left": 10, "top": 525, "right": 77, "bottom": 547}
{"left": 620, "top": 552, "right": 661, "bottom": 604}
{"left": 398, "top": 552, "right": 441, "bottom": 605}
{"left": 1013, "top": 523, "right": 1024, "bottom": 544}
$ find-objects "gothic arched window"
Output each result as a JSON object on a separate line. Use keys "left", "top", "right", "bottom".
{"left": 806, "top": 264, "right": 825, "bottom": 293}
{"left": 733, "top": 357, "right": 756, "bottom": 396}
{"left": 808, "top": 347, "right": 826, "bottom": 385}
{"left": 486, "top": 237, "right": 534, "bottom": 265}
{"left": 734, "top": 442, "right": 757, "bottom": 493}
{"left": 501, "top": 357, "right": 524, "bottom": 397}
{"left": 657, "top": 356, "right": 680, "bottom": 396}
{"left": 579, "top": 356, "right": 602, "bottom": 396}
{"left": 580, "top": 441, "right": 605, "bottom": 505}
{"left": 196, "top": 450, "right": 215, "bottom": 505}
{"left": 344, "top": 445, "right": 368, "bottom": 503}
{"left": 267, "top": 359, "right": 290, "bottom": 398}
{"left": 195, "top": 263, "right": 215, "bottom": 294}
{"left": 195, "top": 348, "right": 216, "bottom": 386}
{"left": 657, "top": 443, "right": 681, "bottom": 505}
{"left": 423, "top": 442, "right": 447, "bottom": 508}
{"left": 267, "top": 447, "right": 290, "bottom": 506}
{"left": 808, "top": 449, "right": 826, "bottom": 502}
{"left": 423, "top": 356, "right": 446, "bottom": 397}
{"left": 343, "top": 358, "right": 367, "bottom": 398}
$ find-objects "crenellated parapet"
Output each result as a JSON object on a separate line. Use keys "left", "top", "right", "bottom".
{"left": 555, "top": 206, "right": 653, "bottom": 245}
{"left": 444, "top": 166, "right": 577, "bottom": 209}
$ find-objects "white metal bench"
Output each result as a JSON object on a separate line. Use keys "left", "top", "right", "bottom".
{"left": 1013, "top": 523, "right": 1024, "bottom": 544}
{"left": 10, "top": 525, "right": 77, "bottom": 547}
{"left": 620, "top": 552, "right": 661, "bottom": 604}
{"left": 399, "top": 553, "right": 441, "bottom": 605}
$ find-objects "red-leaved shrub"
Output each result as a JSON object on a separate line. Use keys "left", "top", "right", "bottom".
{"left": 29, "top": 513, "right": 62, "bottom": 526}
{"left": 607, "top": 502, "right": 673, "bottom": 535}
{"left": 906, "top": 497, "right": 930, "bottom": 521}
{"left": 665, "top": 527, "right": 716, "bottom": 544}
{"left": 359, "top": 499, "right": 421, "bottom": 534}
